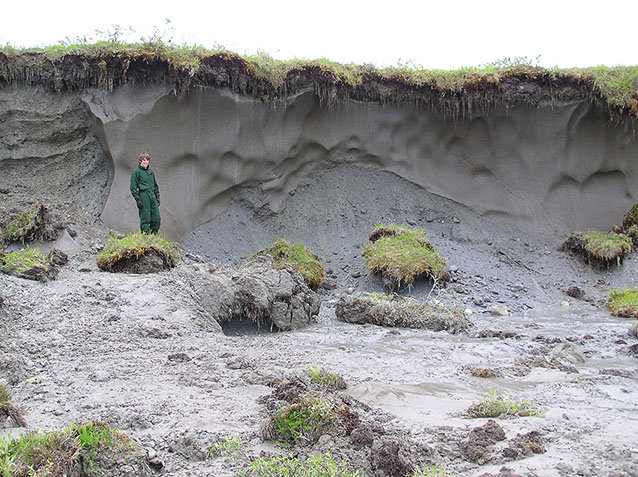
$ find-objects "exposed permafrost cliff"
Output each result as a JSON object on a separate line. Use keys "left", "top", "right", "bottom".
{"left": 1, "top": 82, "right": 636, "bottom": 241}
{"left": 81, "top": 84, "right": 638, "bottom": 240}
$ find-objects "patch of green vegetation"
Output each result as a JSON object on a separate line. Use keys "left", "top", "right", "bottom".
{"left": 363, "top": 224, "right": 448, "bottom": 289}
{"left": 2, "top": 203, "right": 45, "bottom": 244}
{"left": 409, "top": 464, "right": 449, "bottom": 477}
{"left": 2, "top": 38, "right": 637, "bottom": 119}
{"left": 308, "top": 366, "right": 347, "bottom": 390}
{"left": 96, "top": 231, "right": 180, "bottom": 271}
{"left": 0, "top": 247, "right": 50, "bottom": 276}
{"left": 622, "top": 203, "right": 638, "bottom": 229}
{"left": 208, "top": 435, "right": 244, "bottom": 458}
{"left": 0, "top": 421, "right": 138, "bottom": 476}
{"left": 0, "top": 383, "right": 26, "bottom": 428}
{"left": 263, "top": 395, "right": 336, "bottom": 446}
{"left": 243, "top": 451, "right": 361, "bottom": 477}
{"left": 607, "top": 288, "right": 638, "bottom": 318}
{"left": 467, "top": 388, "right": 545, "bottom": 418}
{"left": 563, "top": 231, "right": 633, "bottom": 268}
{"left": 260, "top": 238, "right": 325, "bottom": 287}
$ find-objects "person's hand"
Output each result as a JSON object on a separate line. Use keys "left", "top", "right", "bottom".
{"left": 136, "top": 198, "right": 143, "bottom": 209}
{"left": 156, "top": 193, "right": 160, "bottom": 207}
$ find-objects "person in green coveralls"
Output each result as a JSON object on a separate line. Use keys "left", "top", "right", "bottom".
{"left": 130, "top": 152, "right": 161, "bottom": 234}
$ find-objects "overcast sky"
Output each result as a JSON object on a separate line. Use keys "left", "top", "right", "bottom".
{"left": 3, "top": 0, "right": 636, "bottom": 70}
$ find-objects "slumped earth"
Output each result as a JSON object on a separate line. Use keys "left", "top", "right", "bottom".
{"left": 1, "top": 163, "right": 638, "bottom": 476}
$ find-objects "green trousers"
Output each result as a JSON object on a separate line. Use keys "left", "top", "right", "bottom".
{"left": 138, "top": 191, "right": 160, "bottom": 234}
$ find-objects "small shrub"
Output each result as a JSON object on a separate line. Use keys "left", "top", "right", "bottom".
{"left": 2, "top": 203, "right": 45, "bottom": 244}
{"left": 467, "top": 388, "right": 545, "bottom": 418}
{"left": 260, "top": 238, "right": 325, "bottom": 287}
{"left": 363, "top": 224, "right": 448, "bottom": 289}
{"left": 246, "top": 451, "right": 361, "bottom": 477}
{"left": 562, "top": 231, "right": 632, "bottom": 268}
{"left": 264, "top": 395, "right": 337, "bottom": 446}
{"left": 97, "top": 231, "right": 180, "bottom": 271}
{"left": 607, "top": 288, "right": 638, "bottom": 318}
{"left": 308, "top": 366, "right": 347, "bottom": 390}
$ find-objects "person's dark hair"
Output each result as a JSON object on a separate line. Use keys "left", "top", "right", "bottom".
{"left": 138, "top": 152, "right": 151, "bottom": 164}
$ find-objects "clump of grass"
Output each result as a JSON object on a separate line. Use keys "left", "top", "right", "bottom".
{"left": 262, "top": 395, "right": 337, "bottom": 446}
{"left": 336, "top": 292, "right": 469, "bottom": 333}
{"left": 97, "top": 231, "right": 180, "bottom": 271}
{"left": 308, "top": 366, "right": 347, "bottom": 390}
{"left": 0, "top": 421, "right": 140, "bottom": 476}
{"left": 363, "top": 224, "right": 448, "bottom": 289}
{"left": 409, "top": 464, "right": 450, "bottom": 477}
{"left": 2, "top": 203, "right": 46, "bottom": 244}
{"left": 246, "top": 451, "right": 361, "bottom": 477}
{"left": 607, "top": 288, "right": 638, "bottom": 318}
{"left": 622, "top": 203, "right": 638, "bottom": 229}
{"left": 0, "top": 247, "right": 51, "bottom": 277}
{"left": 0, "top": 383, "right": 27, "bottom": 428}
{"left": 260, "top": 238, "right": 325, "bottom": 287}
{"left": 562, "top": 231, "right": 633, "bottom": 268}
{"left": 467, "top": 388, "right": 545, "bottom": 418}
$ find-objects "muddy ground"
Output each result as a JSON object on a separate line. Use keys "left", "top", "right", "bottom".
{"left": 1, "top": 163, "right": 638, "bottom": 476}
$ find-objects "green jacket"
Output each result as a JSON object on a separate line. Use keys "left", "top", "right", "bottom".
{"left": 130, "top": 165, "right": 159, "bottom": 200}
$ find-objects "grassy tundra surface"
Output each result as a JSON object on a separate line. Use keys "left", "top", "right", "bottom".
{"left": 0, "top": 41, "right": 636, "bottom": 120}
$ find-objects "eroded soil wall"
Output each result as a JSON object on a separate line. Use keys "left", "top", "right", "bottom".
{"left": 3, "top": 83, "right": 637, "bottom": 240}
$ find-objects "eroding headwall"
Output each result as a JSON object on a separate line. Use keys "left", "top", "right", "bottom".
{"left": 81, "top": 84, "right": 638, "bottom": 241}
{"left": 0, "top": 85, "right": 110, "bottom": 219}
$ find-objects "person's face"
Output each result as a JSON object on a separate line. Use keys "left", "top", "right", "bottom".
{"left": 140, "top": 158, "right": 150, "bottom": 169}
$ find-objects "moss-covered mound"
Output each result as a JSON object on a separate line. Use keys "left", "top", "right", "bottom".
{"left": 607, "top": 288, "right": 638, "bottom": 318}
{"left": 363, "top": 224, "right": 448, "bottom": 290}
{"left": 0, "top": 247, "right": 67, "bottom": 282}
{"left": 1, "top": 43, "right": 637, "bottom": 120}
{"left": 336, "top": 292, "right": 469, "bottom": 333}
{"left": 259, "top": 238, "right": 325, "bottom": 287}
{"left": 561, "top": 231, "right": 633, "bottom": 269}
{"left": 97, "top": 232, "right": 180, "bottom": 273}
{"left": 0, "top": 421, "right": 152, "bottom": 476}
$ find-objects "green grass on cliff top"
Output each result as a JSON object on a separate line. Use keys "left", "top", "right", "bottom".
{"left": 1, "top": 39, "right": 637, "bottom": 117}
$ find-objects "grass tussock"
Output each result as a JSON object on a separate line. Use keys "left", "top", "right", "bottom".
{"left": 97, "top": 231, "right": 180, "bottom": 271}
{"left": 562, "top": 231, "right": 632, "bottom": 269}
{"left": 1, "top": 41, "right": 636, "bottom": 120}
{"left": 260, "top": 238, "right": 325, "bottom": 287}
{"left": 308, "top": 366, "right": 347, "bottom": 390}
{"left": 363, "top": 224, "right": 448, "bottom": 289}
{"left": 467, "top": 388, "right": 545, "bottom": 418}
{"left": 0, "top": 421, "right": 142, "bottom": 476}
{"left": 607, "top": 288, "right": 638, "bottom": 318}
{"left": 261, "top": 395, "right": 337, "bottom": 446}
{"left": 2, "top": 203, "right": 46, "bottom": 244}
{"left": 0, "top": 247, "right": 50, "bottom": 277}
